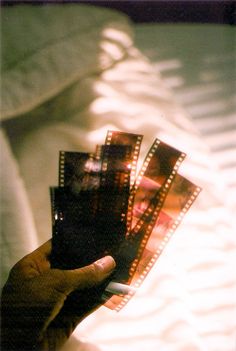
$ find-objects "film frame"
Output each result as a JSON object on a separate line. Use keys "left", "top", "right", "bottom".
{"left": 105, "top": 131, "right": 143, "bottom": 233}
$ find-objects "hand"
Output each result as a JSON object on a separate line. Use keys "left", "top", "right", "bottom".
{"left": 1, "top": 240, "right": 116, "bottom": 351}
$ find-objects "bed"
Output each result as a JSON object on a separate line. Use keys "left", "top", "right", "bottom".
{"left": 1, "top": 4, "right": 236, "bottom": 351}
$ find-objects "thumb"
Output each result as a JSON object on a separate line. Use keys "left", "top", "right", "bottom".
{"left": 54, "top": 256, "right": 116, "bottom": 295}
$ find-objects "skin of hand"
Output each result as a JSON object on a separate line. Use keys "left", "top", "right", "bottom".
{"left": 0, "top": 240, "right": 116, "bottom": 351}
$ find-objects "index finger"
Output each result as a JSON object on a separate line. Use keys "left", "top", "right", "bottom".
{"left": 9, "top": 240, "right": 52, "bottom": 279}
{"left": 26, "top": 239, "right": 52, "bottom": 262}
{"left": 36, "top": 239, "right": 52, "bottom": 258}
{"left": 26, "top": 240, "right": 52, "bottom": 269}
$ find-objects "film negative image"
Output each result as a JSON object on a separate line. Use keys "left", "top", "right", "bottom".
{"left": 132, "top": 176, "right": 161, "bottom": 226}
{"left": 105, "top": 131, "right": 142, "bottom": 174}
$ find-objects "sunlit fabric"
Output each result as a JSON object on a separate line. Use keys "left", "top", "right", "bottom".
{"left": 134, "top": 24, "right": 236, "bottom": 209}
{"left": 71, "top": 23, "right": 235, "bottom": 351}
{"left": 1, "top": 5, "right": 235, "bottom": 351}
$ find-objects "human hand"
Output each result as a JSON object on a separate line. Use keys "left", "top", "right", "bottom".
{"left": 0, "top": 240, "right": 116, "bottom": 351}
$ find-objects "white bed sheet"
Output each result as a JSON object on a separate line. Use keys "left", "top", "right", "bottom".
{"left": 65, "top": 24, "right": 235, "bottom": 351}
{"left": 1, "top": 9, "right": 236, "bottom": 351}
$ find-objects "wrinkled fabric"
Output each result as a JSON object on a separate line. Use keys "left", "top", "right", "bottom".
{"left": 1, "top": 5, "right": 235, "bottom": 351}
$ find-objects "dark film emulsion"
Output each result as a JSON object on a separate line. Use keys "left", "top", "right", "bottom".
{"left": 51, "top": 143, "right": 136, "bottom": 270}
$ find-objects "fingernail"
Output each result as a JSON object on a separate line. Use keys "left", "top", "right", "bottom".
{"left": 95, "top": 256, "right": 116, "bottom": 272}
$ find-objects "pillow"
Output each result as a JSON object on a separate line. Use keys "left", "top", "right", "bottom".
{"left": 1, "top": 4, "right": 132, "bottom": 120}
{"left": 1, "top": 4, "right": 203, "bottom": 244}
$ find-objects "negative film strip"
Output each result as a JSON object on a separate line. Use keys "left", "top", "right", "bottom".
{"left": 105, "top": 130, "right": 142, "bottom": 187}
{"left": 105, "top": 130, "right": 143, "bottom": 233}
{"left": 96, "top": 144, "right": 132, "bottom": 233}
{"left": 131, "top": 139, "right": 186, "bottom": 229}
{"left": 103, "top": 139, "right": 186, "bottom": 289}
{"left": 104, "top": 174, "right": 201, "bottom": 311}
{"left": 50, "top": 130, "right": 201, "bottom": 313}
{"left": 59, "top": 151, "right": 91, "bottom": 188}
{"left": 51, "top": 143, "right": 133, "bottom": 270}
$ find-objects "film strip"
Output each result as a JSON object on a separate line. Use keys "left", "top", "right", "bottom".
{"left": 50, "top": 130, "right": 201, "bottom": 313}
{"left": 104, "top": 174, "right": 201, "bottom": 311}
{"left": 96, "top": 144, "right": 132, "bottom": 234}
{"left": 101, "top": 140, "right": 186, "bottom": 304}
{"left": 105, "top": 130, "right": 142, "bottom": 187}
{"left": 105, "top": 131, "right": 143, "bottom": 233}
{"left": 58, "top": 146, "right": 131, "bottom": 217}
{"left": 130, "top": 139, "right": 186, "bottom": 229}
{"left": 51, "top": 143, "right": 133, "bottom": 270}
{"left": 103, "top": 140, "right": 186, "bottom": 285}
{"left": 59, "top": 151, "right": 91, "bottom": 188}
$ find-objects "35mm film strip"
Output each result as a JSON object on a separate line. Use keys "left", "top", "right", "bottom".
{"left": 50, "top": 130, "right": 201, "bottom": 312}
{"left": 102, "top": 140, "right": 185, "bottom": 286}
{"left": 51, "top": 142, "right": 135, "bottom": 270}
{"left": 104, "top": 174, "right": 201, "bottom": 311}
{"left": 105, "top": 131, "right": 143, "bottom": 233}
